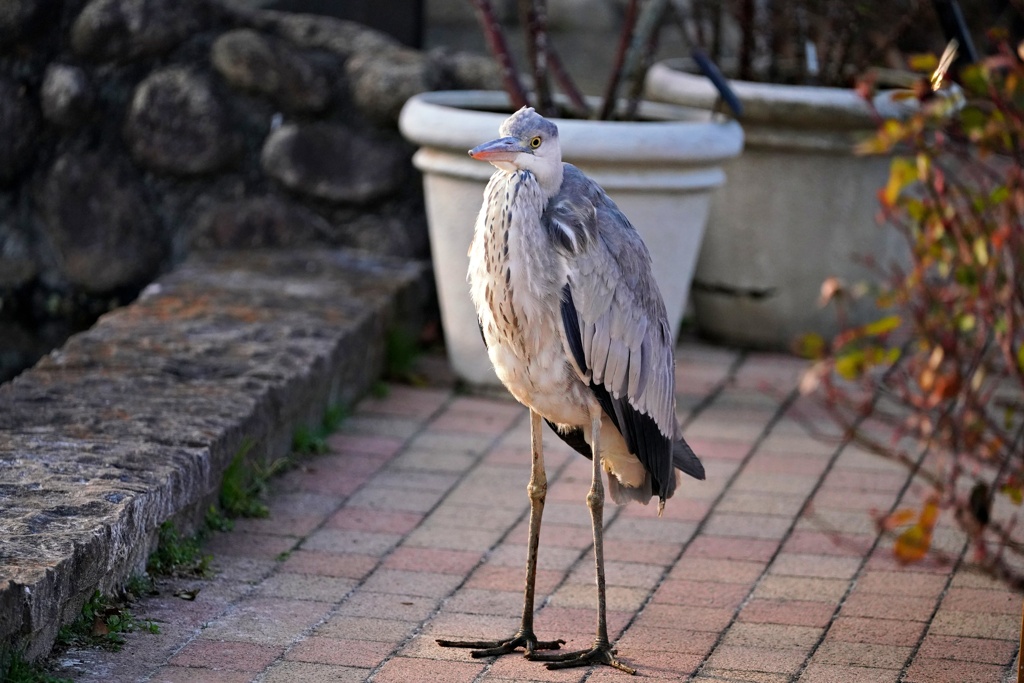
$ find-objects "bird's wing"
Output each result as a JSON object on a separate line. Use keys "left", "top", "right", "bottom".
{"left": 544, "top": 164, "right": 678, "bottom": 499}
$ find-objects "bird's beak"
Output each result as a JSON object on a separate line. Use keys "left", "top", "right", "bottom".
{"left": 469, "top": 136, "right": 526, "bottom": 162}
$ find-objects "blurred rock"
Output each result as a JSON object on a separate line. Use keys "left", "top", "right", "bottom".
{"left": 346, "top": 47, "right": 442, "bottom": 126}
{"left": 211, "top": 28, "right": 329, "bottom": 113}
{"left": 0, "top": 77, "right": 39, "bottom": 186}
{"left": 0, "top": 257, "right": 36, "bottom": 291}
{"left": 124, "top": 67, "right": 238, "bottom": 175}
{"left": 0, "top": 0, "right": 57, "bottom": 46}
{"left": 430, "top": 48, "right": 503, "bottom": 91}
{"left": 37, "top": 153, "right": 166, "bottom": 291}
{"left": 255, "top": 12, "right": 398, "bottom": 58}
{"left": 261, "top": 123, "right": 405, "bottom": 204}
{"left": 41, "top": 64, "right": 95, "bottom": 128}
{"left": 71, "top": 0, "right": 207, "bottom": 62}
{"left": 190, "top": 196, "right": 333, "bottom": 249}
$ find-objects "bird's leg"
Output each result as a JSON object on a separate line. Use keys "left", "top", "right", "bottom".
{"left": 528, "top": 404, "right": 636, "bottom": 674}
{"left": 437, "top": 409, "right": 564, "bottom": 657}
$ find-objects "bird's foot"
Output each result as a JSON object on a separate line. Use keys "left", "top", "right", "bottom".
{"left": 528, "top": 640, "right": 636, "bottom": 674}
{"left": 436, "top": 629, "right": 565, "bottom": 658}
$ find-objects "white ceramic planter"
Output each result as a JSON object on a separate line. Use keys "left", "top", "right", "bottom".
{"left": 645, "top": 60, "right": 912, "bottom": 350}
{"left": 399, "top": 90, "right": 743, "bottom": 385}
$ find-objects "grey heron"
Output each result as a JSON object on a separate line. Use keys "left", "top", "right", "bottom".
{"left": 436, "top": 107, "right": 705, "bottom": 674}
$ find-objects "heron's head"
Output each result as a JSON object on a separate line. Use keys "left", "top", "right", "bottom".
{"left": 469, "top": 107, "right": 563, "bottom": 195}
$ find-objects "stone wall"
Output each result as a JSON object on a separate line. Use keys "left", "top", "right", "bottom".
{"left": 0, "top": 0, "right": 499, "bottom": 381}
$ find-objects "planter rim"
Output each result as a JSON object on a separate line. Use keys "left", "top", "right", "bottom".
{"left": 646, "top": 59, "right": 917, "bottom": 129}
{"left": 399, "top": 90, "right": 743, "bottom": 164}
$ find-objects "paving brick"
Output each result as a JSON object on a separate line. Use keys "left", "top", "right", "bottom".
{"left": 668, "top": 557, "right": 767, "bottom": 584}
{"left": 916, "top": 634, "right": 1019, "bottom": 665}
{"left": 693, "top": 668, "right": 791, "bottom": 683}
{"left": 652, "top": 579, "right": 749, "bottom": 609}
{"left": 721, "top": 622, "right": 822, "bottom": 649}
{"left": 382, "top": 546, "right": 482, "bottom": 574}
{"left": 902, "top": 657, "right": 1008, "bottom": 683}
{"left": 198, "top": 597, "right": 333, "bottom": 646}
{"left": 635, "top": 604, "right": 734, "bottom": 632}
{"left": 686, "top": 536, "right": 779, "bottom": 562}
{"left": 427, "top": 411, "right": 517, "bottom": 435}
{"left": 325, "top": 507, "right": 424, "bottom": 534}
{"left": 839, "top": 590, "right": 936, "bottom": 622}
{"left": 336, "top": 591, "right": 440, "bottom": 621}
{"left": 783, "top": 530, "right": 874, "bottom": 557}
{"left": 327, "top": 433, "right": 406, "bottom": 457}
{"left": 615, "top": 626, "right": 718, "bottom": 655}
{"left": 276, "top": 466, "right": 368, "bottom": 497}
{"left": 700, "top": 512, "right": 795, "bottom": 541}
{"left": 231, "top": 514, "right": 326, "bottom": 538}
{"left": 826, "top": 616, "right": 925, "bottom": 646}
{"left": 464, "top": 564, "right": 563, "bottom": 595}
{"left": 730, "top": 472, "right": 819, "bottom": 496}
{"left": 253, "top": 571, "right": 356, "bottom": 603}
{"left": 202, "top": 531, "right": 298, "bottom": 560}
{"left": 301, "top": 528, "right": 402, "bottom": 557}
{"left": 444, "top": 588, "right": 527, "bottom": 616}
{"left": 939, "top": 586, "right": 1021, "bottom": 614}
{"left": 285, "top": 635, "right": 393, "bottom": 668}
{"left": 605, "top": 517, "right": 697, "bottom": 545}
{"left": 482, "top": 651, "right": 593, "bottom": 682}
{"left": 548, "top": 583, "right": 648, "bottom": 612}
{"left": 533, "top": 607, "right": 631, "bottom": 642}
{"left": 280, "top": 550, "right": 378, "bottom": 579}
{"left": 359, "top": 568, "right": 464, "bottom": 598}
{"left": 147, "top": 667, "right": 256, "bottom": 683}
{"left": 706, "top": 644, "right": 809, "bottom": 674}
{"left": 373, "top": 656, "right": 485, "bottom": 683}
{"left": 738, "top": 600, "right": 836, "bottom": 628}
{"left": 507, "top": 521, "right": 594, "bottom": 549}
{"left": 566, "top": 559, "right": 664, "bottom": 589}
{"left": 338, "top": 414, "right": 421, "bottom": 439}
{"left": 488, "top": 542, "right": 581, "bottom": 571}
{"left": 346, "top": 485, "right": 445, "bottom": 513}
{"left": 715, "top": 491, "right": 807, "bottom": 517}
{"left": 355, "top": 384, "right": 450, "bottom": 420}
{"left": 428, "top": 502, "right": 525, "bottom": 531}
{"left": 797, "top": 663, "right": 901, "bottom": 682}
{"left": 421, "top": 612, "right": 521, "bottom": 641}
{"left": 389, "top": 448, "right": 479, "bottom": 473}
{"left": 588, "top": 649, "right": 703, "bottom": 680}
{"left": 602, "top": 539, "right": 684, "bottom": 565}
{"left": 854, "top": 570, "right": 948, "bottom": 597}
{"left": 168, "top": 639, "right": 284, "bottom": 671}
{"left": 928, "top": 609, "right": 1019, "bottom": 640}
{"left": 314, "top": 614, "right": 417, "bottom": 642}
{"left": 770, "top": 554, "right": 861, "bottom": 580}
{"left": 261, "top": 660, "right": 369, "bottom": 683}
{"left": 753, "top": 576, "right": 849, "bottom": 603}
{"left": 812, "top": 641, "right": 913, "bottom": 669}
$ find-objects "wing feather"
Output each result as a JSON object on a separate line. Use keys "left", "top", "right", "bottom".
{"left": 545, "top": 164, "right": 693, "bottom": 500}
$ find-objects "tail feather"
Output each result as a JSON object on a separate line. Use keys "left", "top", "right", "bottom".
{"left": 673, "top": 437, "right": 705, "bottom": 481}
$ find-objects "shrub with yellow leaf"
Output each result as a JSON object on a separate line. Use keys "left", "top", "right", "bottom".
{"left": 805, "top": 39, "right": 1024, "bottom": 588}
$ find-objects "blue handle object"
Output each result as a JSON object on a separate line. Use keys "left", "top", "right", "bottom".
{"left": 691, "top": 48, "right": 743, "bottom": 119}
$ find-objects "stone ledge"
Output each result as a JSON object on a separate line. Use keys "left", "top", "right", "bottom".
{"left": 0, "top": 248, "right": 430, "bottom": 659}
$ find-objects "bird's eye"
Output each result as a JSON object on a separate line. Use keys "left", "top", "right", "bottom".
{"left": 530, "top": 136, "right": 542, "bottom": 149}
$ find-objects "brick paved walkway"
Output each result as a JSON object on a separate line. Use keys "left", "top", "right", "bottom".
{"left": 60, "top": 343, "right": 1021, "bottom": 682}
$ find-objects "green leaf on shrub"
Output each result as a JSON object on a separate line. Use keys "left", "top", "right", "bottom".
{"left": 972, "top": 238, "right": 989, "bottom": 266}
{"left": 836, "top": 350, "right": 865, "bottom": 380}
{"left": 795, "top": 332, "right": 826, "bottom": 359}
{"left": 1017, "top": 345, "right": 1024, "bottom": 374}
{"left": 884, "top": 158, "right": 918, "bottom": 206}
{"left": 908, "top": 53, "right": 939, "bottom": 72}
{"left": 864, "top": 315, "right": 902, "bottom": 337}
